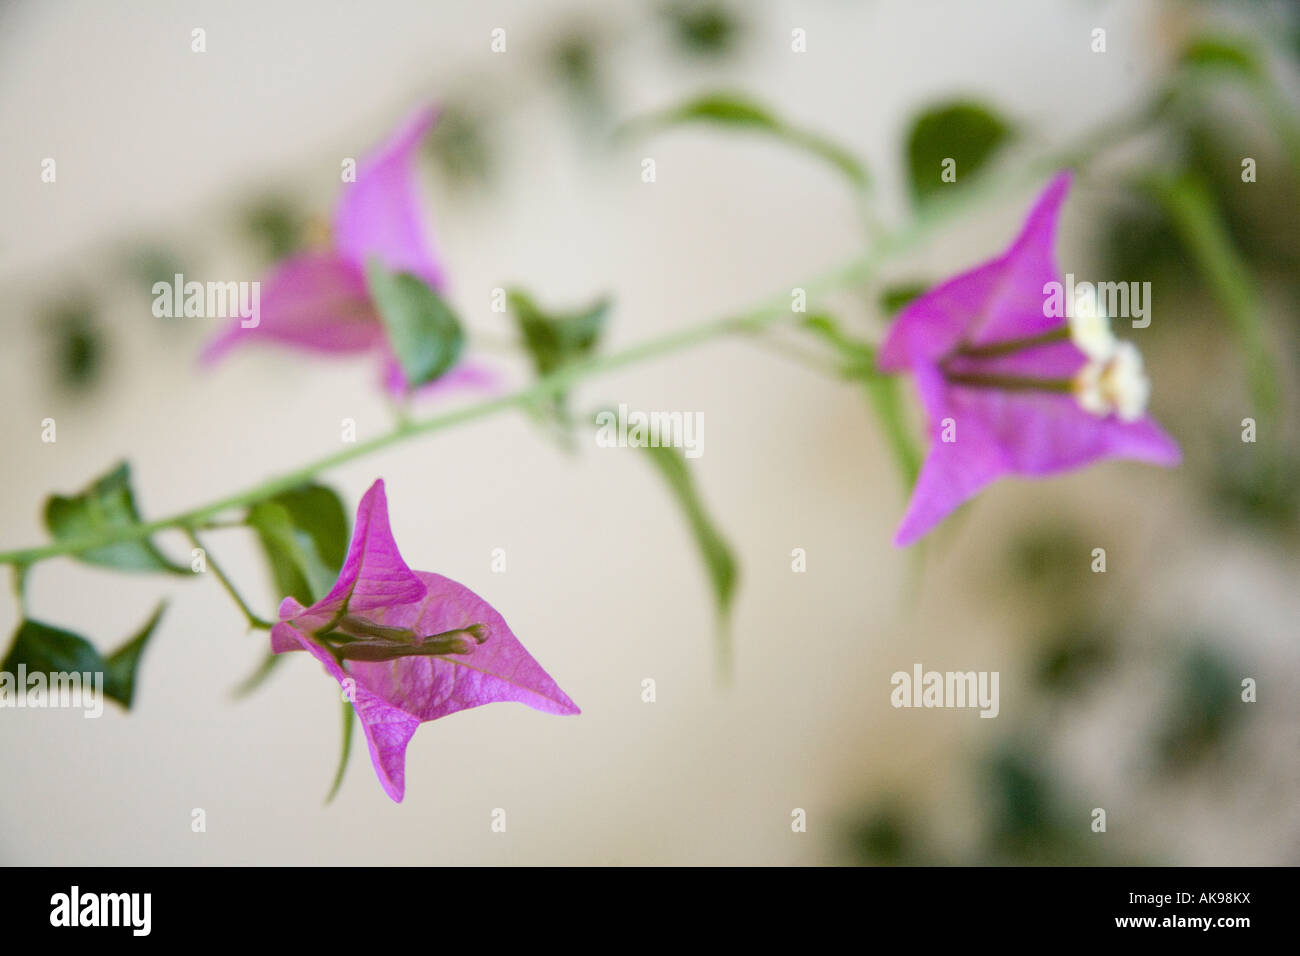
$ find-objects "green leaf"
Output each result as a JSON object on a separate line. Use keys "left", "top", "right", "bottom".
{"left": 879, "top": 282, "right": 929, "bottom": 315}
{"left": 1179, "top": 36, "right": 1263, "bottom": 77}
{"left": 623, "top": 92, "right": 869, "bottom": 190}
{"left": 102, "top": 603, "right": 167, "bottom": 708}
{"left": 660, "top": 1, "right": 743, "bottom": 58}
{"left": 248, "top": 484, "right": 348, "bottom": 606}
{"left": 508, "top": 290, "right": 609, "bottom": 378}
{"left": 509, "top": 290, "right": 610, "bottom": 433}
{"left": 905, "top": 101, "right": 1012, "bottom": 202}
{"left": 365, "top": 260, "right": 465, "bottom": 389}
{"left": 1, "top": 603, "right": 166, "bottom": 710}
{"left": 44, "top": 462, "right": 187, "bottom": 574}
{"left": 325, "top": 698, "right": 355, "bottom": 804}
{"left": 638, "top": 440, "right": 738, "bottom": 670}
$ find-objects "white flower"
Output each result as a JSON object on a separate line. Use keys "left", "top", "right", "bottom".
{"left": 1068, "top": 293, "right": 1118, "bottom": 362}
{"left": 1074, "top": 341, "right": 1150, "bottom": 421}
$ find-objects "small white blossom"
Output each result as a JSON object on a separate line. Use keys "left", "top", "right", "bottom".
{"left": 1074, "top": 341, "right": 1150, "bottom": 421}
{"left": 1068, "top": 296, "right": 1118, "bottom": 362}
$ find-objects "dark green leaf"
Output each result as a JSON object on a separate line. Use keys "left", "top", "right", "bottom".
{"left": 906, "top": 101, "right": 1012, "bottom": 202}
{"left": 242, "top": 197, "right": 307, "bottom": 261}
{"left": 248, "top": 485, "right": 348, "bottom": 606}
{"left": 638, "top": 441, "right": 738, "bottom": 665}
{"left": 2, "top": 603, "right": 165, "bottom": 710}
{"left": 879, "top": 282, "right": 929, "bottom": 315}
{"left": 624, "top": 92, "right": 869, "bottom": 189}
{"left": 44, "top": 462, "right": 187, "bottom": 573}
{"left": 660, "top": 1, "right": 742, "bottom": 57}
{"left": 508, "top": 290, "right": 609, "bottom": 378}
{"left": 365, "top": 260, "right": 465, "bottom": 389}
{"left": 102, "top": 602, "right": 167, "bottom": 707}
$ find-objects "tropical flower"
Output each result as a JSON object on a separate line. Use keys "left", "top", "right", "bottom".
{"left": 203, "top": 105, "right": 492, "bottom": 396}
{"left": 271, "top": 479, "right": 579, "bottom": 801}
{"left": 878, "top": 171, "right": 1180, "bottom": 546}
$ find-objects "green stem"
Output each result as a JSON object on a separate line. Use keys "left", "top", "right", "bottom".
{"left": 0, "top": 104, "right": 1156, "bottom": 571}
{"left": 184, "top": 529, "right": 274, "bottom": 630}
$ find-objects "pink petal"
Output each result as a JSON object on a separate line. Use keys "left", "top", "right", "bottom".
{"left": 346, "top": 571, "right": 581, "bottom": 723}
{"left": 272, "top": 621, "right": 419, "bottom": 802}
{"left": 333, "top": 105, "right": 446, "bottom": 291}
{"left": 200, "top": 252, "right": 383, "bottom": 365}
{"left": 878, "top": 172, "right": 1075, "bottom": 372}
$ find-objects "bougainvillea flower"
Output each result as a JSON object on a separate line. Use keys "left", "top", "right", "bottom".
{"left": 878, "top": 171, "right": 1180, "bottom": 546}
{"left": 203, "top": 105, "right": 492, "bottom": 397}
{"left": 271, "top": 479, "right": 579, "bottom": 801}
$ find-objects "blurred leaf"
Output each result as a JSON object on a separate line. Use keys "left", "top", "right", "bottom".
{"left": 849, "top": 799, "right": 926, "bottom": 865}
{"left": 906, "top": 101, "right": 1012, "bottom": 202}
{"left": 1179, "top": 35, "right": 1264, "bottom": 78}
{"left": 42, "top": 298, "right": 103, "bottom": 391}
{"left": 1, "top": 604, "right": 165, "bottom": 709}
{"left": 879, "top": 282, "right": 929, "bottom": 315}
{"left": 660, "top": 1, "right": 742, "bottom": 57}
{"left": 248, "top": 484, "right": 349, "bottom": 606}
{"left": 1153, "top": 643, "right": 1243, "bottom": 771}
{"left": 1208, "top": 445, "right": 1300, "bottom": 534}
{"left": 44, "top": 462, "right": 187, "bottom": 574}
{"left": 325, "top": 698, "right": 355, "bottom": 804}
{"left": 242, "top": 197, "right": 307, "bottom": 261}
{"left": 365, "top": 260, "right": 465, "bottom": 390}
{"left": 510, "top": 290, "right": 609, "bottom": 433}
{"left": 1034, "top": 625, "right": 1114, "bottom": 694}
{"left": 425, "top": 105, "right": 495, "bottom": 186}
{"left": 624, "top": 92, "right": 869, "bottom": 190}
{"left": 1144, "top": 172, "right": 1280, "bottom": 420}
{"left": 639, "top": 441, "right": 738, "bottom": 671}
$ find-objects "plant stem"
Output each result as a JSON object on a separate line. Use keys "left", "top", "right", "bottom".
{"left": 0, "top": 107, "right": 1152, "bottom": 570}
{"left": 183, "top": 529, "right": 273, "bottom": 630}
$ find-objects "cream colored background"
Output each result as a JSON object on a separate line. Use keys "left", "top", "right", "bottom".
{"left": 2, "top": 0, "right": 1296, "bottom": 864}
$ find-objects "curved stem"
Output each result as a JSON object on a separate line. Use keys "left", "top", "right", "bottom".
{"left": 183, "top": 529, "right": 274, "bottom": 630}
{"left": 0, "top": 104, "right": 1156, "bottom": 570}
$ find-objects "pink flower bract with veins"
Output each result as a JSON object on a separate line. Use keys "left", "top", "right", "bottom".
{"left": 203, "top": 105, "right": 490, "bottom": 397}
{"left": 271, "top": 479, "right": 579, "bottom": 802}
{"left": 878, "top": 171, "right": 1180, "bottom": 546}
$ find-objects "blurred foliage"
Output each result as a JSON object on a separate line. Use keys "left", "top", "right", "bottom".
{"left": 1034, "top": 624, "right": 1115, "bottom": 695}
{"left": 241, "top": 196, "right": 308, "bottom": 262}
{"left": 905, "top": 102, "right": 1013, "bottom": 203}
{"left": 41, "top": 297, "right": 104, "bottom": 392}
{"left": 1152, "top": 643, "right": 1245, "bottom": 772}
{"left": 425, "top": 104, "right": 496, "bottom": 187}
{"left": 623, "top": 92, "right": 869, "bottom": 190}
{"left": 659, "top": 1, "right": 744, "bottom": 59}
{"left": 878, "top": 281, "right": 929, "bottom": 317}
{"left": 848, "top": 797, "right": 924, "bottom": 865}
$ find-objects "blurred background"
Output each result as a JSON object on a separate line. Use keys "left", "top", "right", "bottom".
{"left": 1, "top": 0, "right": 1297, "bottom": 865}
